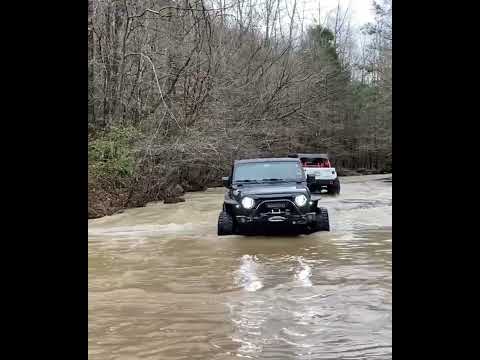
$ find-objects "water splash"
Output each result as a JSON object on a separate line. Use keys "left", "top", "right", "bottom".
{"left": 294, "top": 257, "right": 312, "bottom": 287}
{"left": 235, "top": 255, "right": 264, "bottom": 292}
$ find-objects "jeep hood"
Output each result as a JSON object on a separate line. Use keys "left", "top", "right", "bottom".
{"left": 235, "top": 183, "right": 309, "bottom": 197}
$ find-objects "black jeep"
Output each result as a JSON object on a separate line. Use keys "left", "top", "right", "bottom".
{"left": 217, "top": 158, "right": 330, "bottom": 235}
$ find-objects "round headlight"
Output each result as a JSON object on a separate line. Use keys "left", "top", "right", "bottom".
{"left": 294, "top": 194, "right": 308, "bottom": 207}
{"left": 241, "top": 196, "right": 255, "bottom": 209}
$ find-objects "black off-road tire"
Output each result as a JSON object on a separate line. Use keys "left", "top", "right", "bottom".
{"left": 315, "top": 207, "right": 330, "bottom": 231}
{"left": 329, "top": 180, "right": 341, "bottom": 196}
{"left": 217, "top": 210, "right": 234, "bottom": 236}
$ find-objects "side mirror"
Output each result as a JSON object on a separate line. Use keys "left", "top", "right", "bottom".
{"left": 222, "top": 176, "right": 230, "bottom": 188}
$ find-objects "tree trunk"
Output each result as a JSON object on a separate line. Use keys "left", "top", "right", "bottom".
{"left": 88, "top": 0, "right": 95, "bottom": 126}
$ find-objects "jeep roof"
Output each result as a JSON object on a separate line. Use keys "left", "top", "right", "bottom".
{"left": 234, "top": 157, "right": 299, "bottom": 164}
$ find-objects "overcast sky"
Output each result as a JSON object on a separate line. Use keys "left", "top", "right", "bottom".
{"left": 299, "top": 0, "right": 376, "bottom": 27}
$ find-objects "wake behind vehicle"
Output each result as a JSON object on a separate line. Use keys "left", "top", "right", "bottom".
{"left": 288, "top": 153, "right": 340, "bottom": 195}
{"left": 217, "top": 158, "right": 330, "bottom": 236}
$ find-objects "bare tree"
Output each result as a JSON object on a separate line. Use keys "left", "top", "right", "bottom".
{"left": 88, "top": 0, "right": 392, "bottom": 217}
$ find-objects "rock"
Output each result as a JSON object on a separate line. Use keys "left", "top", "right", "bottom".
{"left": 173, "top": 184, "right": 184, "bottom": 196}
{"left": 165, "top": 183, "right": 185, "bottom": 198}
{"left": 164, "top": 196, "right": 186, "bottom": 204}
{"left": 182, "top": 166, "right": 210, "bottom": 192}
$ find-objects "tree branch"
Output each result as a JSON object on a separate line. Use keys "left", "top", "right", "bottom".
{"left": 125, "top": 52, "right": 181, "bottom": 129}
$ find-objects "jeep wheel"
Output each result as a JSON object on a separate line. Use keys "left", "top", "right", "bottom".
{"left": 218, "top": 210, "right": 234, "bottom": 236}
{"left": 329, "top": 181, "right": 340, "bottom": 196}
{"left": 315, "top": 207, "right": 330, "bottom": 231}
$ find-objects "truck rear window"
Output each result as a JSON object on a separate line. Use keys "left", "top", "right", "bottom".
{"left": 300, "top": 158, "right": 331, "bottom": 167}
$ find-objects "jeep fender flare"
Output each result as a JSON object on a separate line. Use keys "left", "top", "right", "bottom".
{"left": 310, "top": 194, "right": 321, "bottom": 209}
{"left": 224, "top": 198, "right": 239, "bottom": 214}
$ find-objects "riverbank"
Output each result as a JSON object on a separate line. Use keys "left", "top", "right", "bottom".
{"left": 88, "top": 170, "right": 392, "bottom": 220}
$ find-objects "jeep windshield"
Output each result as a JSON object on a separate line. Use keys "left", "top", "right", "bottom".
{"left": 233, "top": 161, "right": 303, "bottom": 183}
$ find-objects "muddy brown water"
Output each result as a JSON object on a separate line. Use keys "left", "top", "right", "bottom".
{"left": 89, "top": 174, "right": 392, "bottom": 360}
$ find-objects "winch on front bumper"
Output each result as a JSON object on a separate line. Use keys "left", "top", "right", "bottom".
{"left": 233, "top": 198, "right": 317, "bottom": 226}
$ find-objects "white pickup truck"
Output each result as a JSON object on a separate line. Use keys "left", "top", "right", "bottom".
{"left": 289, "top": 153, "right": 341, "bottom": 195}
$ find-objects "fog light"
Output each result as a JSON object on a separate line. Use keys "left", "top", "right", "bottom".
{"left": 236, "top": 204, "right": 240, "bottom": 208}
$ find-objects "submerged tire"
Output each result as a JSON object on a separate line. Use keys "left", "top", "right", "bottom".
{"left": 217, "top": 210, "right": 234, "bottom": 236}
{"left": 315, "top": 207, "right": 330, "bottom": 231}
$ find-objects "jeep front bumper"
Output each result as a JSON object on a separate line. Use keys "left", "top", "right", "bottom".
{"left": 235, "top": 211, "right": 317, "bottom": 226}
{"left": 235, "top": 213, "right": 315, "bottom": 226}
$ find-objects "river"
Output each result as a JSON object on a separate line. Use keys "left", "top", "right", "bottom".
{"left": 89, "top": 174, "right": 392, "bottom": 359}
